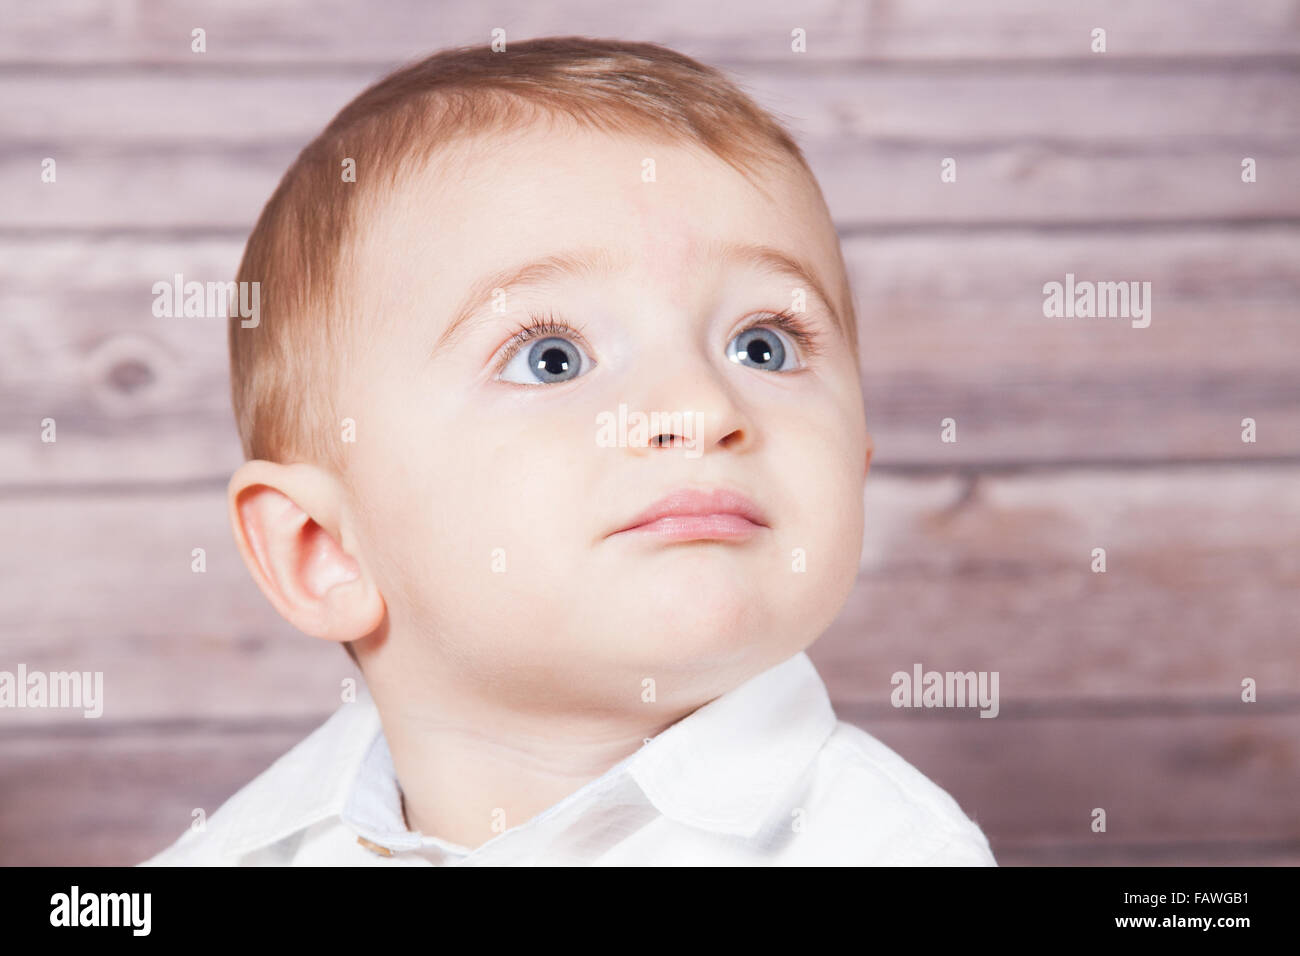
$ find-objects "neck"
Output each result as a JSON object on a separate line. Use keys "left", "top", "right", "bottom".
{"left": 365, "top": 661, "right": 698, "bottom": 849}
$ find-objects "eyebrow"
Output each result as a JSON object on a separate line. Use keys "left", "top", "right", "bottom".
{"left": 430, "top": 239, "right": 846, "bottom": 359}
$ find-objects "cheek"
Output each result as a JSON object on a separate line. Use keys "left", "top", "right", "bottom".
{"left": 772, "top": 403, "right": 866, "bottom": 587}
{"left": 409, "top": 413, "right": 592, "bottom": 593}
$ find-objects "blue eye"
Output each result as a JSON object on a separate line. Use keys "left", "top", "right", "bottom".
{"left": 727, "top": 324, "right": 799, "bottom": 372}
{"left": 497, "top": 330, "right": 591, "bottom": 385}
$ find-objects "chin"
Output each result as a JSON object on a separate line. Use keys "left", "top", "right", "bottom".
{"left": 607, "top": 585, "right": 803, "bottom": 673}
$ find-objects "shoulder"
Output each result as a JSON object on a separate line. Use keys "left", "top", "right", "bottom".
{"left": 789, "top": 719, "right": 996, "bottom": 865}
{"left": 137, "top": 694, "right": 380, "bottom": 867}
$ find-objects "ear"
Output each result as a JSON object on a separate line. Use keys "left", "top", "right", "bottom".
{"left": 227, "top": 459, "right": 385, "bottom": 644}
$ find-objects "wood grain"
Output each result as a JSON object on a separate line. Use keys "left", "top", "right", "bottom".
{"left": 1, "top": 468, "right": 1295, "bottom": 726}
{"left": 3, "top": 0, "right": 1295, "bottom": 870}
{"left": 6, "top": 67, "right": 1297, "bottom": 148}
{"left": 2, "top": 228, "right": 1295, "bottom": 487}
{"left": 2, "top": 710, "right": 1294, "bottom": 865}
{"left": 3, "top": 0, "right": 1297, "bottom": 65}
{"left": 4, "top": 62, "right": 1297, "bottom": 230}
{"left": 5, "top": 143, "right": 1297, "bottom": 230}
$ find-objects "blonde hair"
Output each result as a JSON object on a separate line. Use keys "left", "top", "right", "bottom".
{"left": 226, "top": 37, "right": 858, "bottom": 667}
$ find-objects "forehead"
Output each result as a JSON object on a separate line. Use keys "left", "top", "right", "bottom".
{"left": 352, "top": 124, "right": 846, "bottom": 329}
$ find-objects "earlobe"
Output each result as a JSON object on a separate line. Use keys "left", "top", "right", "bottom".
{"left": 227, "top": 460, "right": 385, "bottom": 644}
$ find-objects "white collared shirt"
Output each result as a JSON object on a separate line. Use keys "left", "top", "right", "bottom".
{"left": 139, "top": 652, "right": 996, "bottom": 866}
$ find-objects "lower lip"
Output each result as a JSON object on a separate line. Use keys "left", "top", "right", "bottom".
{"left": 612, "top": 514, "right": 764, "bottom": 542}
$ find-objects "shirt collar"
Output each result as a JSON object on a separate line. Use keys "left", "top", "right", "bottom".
{"left": 220, "top": 680, "right": 383, "bottom": 858}
{"left": 628, "top": 650, "right": 837, "bottom": 837}
{"left": 220, "top": 650, "right": 836, "bottom": 857}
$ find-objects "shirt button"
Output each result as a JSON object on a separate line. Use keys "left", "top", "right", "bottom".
{"left": 356, "top": 836, "right": 394, "bottom": 857}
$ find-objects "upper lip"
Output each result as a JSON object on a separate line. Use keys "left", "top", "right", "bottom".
{"left": 607, "top": 486, "right": 769, "bottom": 536}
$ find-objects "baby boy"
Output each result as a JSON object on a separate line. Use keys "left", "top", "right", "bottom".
{"left": 142, "top": 36, "right": 995, "bottom": 866}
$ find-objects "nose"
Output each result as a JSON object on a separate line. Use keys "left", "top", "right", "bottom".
{"left": 618, "top": 343, "right": 756, "bottom": 457}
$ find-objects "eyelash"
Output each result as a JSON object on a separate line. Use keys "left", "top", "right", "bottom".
{"left": 492, "top": 311, "right": 591, "bottom": 375}
{"left": 491, "top": 308, "right": 826, "bottom": 374}
{"left": 745, "top": 308, "right": 827, "bottom": 361}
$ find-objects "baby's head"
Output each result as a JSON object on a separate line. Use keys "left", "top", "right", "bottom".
{"left": 227, "top": 37, "right": 871, "bottom": 711}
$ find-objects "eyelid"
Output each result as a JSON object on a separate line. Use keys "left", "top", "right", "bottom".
{"left": 734, "top": 309, "right": 827, "bottom": 364}
{"left": 489, "top": 306, "right": 827, "bottom": 380}
{"left": 491, "top": 311, "right": 593, "bottom": 378}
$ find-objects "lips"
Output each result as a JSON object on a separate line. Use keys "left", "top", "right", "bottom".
{"left": 607, "top": 487, "right": 768, "bottom": 542}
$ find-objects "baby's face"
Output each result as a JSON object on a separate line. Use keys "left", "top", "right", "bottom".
{"left": 339, "top": 122, "right": 869, "bottom": 704}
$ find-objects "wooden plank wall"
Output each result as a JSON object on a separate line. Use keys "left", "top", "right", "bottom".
{"left": 2, "top": 0, "right": 1298, "bottom": 866}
